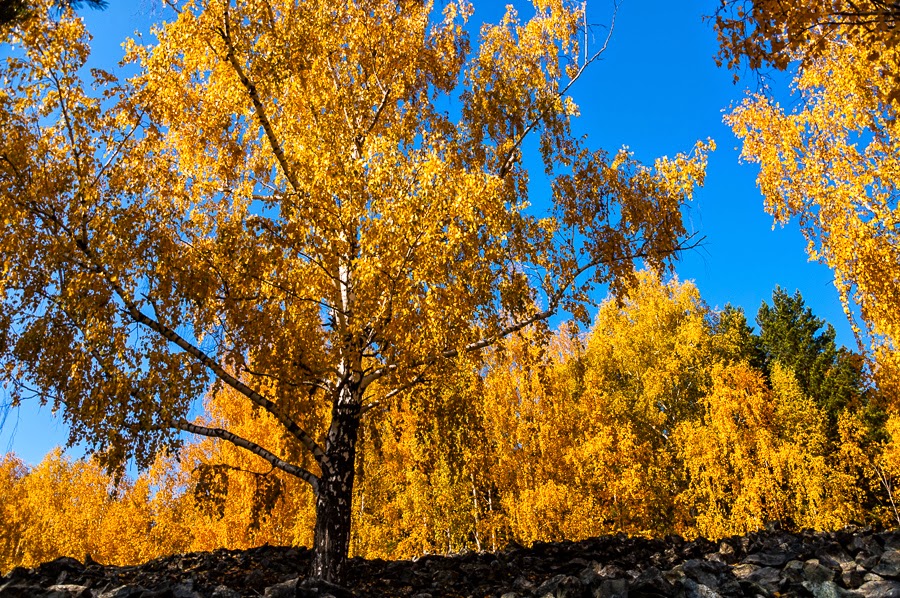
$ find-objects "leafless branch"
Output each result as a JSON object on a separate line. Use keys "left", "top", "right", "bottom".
{"left": 174, "top": 419, "right": 320, "bottom": 494}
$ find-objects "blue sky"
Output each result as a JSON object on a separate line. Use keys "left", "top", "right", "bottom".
{"left": 0, "top": 0, "right": 854, "bottom": 465}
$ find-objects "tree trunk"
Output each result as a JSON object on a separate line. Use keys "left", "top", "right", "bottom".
{"left": 311, "top": 386, "right": 361, "bottom": 583}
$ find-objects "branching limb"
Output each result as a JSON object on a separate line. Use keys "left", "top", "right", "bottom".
{"left": 496, "top": 2, "right": 618, "bottom": 179}
{"left": 174, "top": 419, "right": 320, "bottom": 494}
{"left": 217, "top": 3, "right": 302, "bottom": 194}
{"left": 115, "top": 291, "right": 328, "bottom": 466}
{"left": 243, "top": 364, "right": 331, "bottom": 395}
{"left": 360, "top": 368, "right": 431, "bottom": 416}
{"left": 63, "top": 236, "right": 329, "bottom": 467}
{"left": 361, "top": 234, "right": 702, "bottom": 388}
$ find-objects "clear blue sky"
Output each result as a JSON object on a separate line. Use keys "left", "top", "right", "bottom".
{"left": 0, "top": 0, "right": 853, "bottom": 465}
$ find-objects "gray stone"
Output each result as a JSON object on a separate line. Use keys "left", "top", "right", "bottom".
{"left": 730, "top": 563, "right": 759, "bottom": 579}
{"left": 512, "top": 575, "right": 535, "bottom": 591}
{"left": 718, "top": 541, "right": 736, "bottom": 560}
{"left": 845, "top": 570, "right": 867, "bottom": 589}
{"left": 802, "top": 580, "right": 854, "bottom": 598}
{"left": 862, "top": 555, "right": 885, "bottom": 569}
{"left": 744, "top": 567, "right": 781, "bottom": 593}
{"left": 852, "top": 535, "right": 884, "bottom": 557}
{"left": 210, "top": 587, "right": 241, "bottom": 598}
{"left": 818, "top": 544, "right": 856, "bottom": 571}
{"left": 95, "top": 586, "right": 147, "bottom": 598}
{"left": 804, "top": 560, "right": 837, "bottom": 584}
{"left": 264, "top": 577, "right": 298, "bottom": 598}
{"left": 593, "top": 578, "right": 628, "bottom": 598}
{"left": 45, "top": 584, "right": 90, "bottom": 597}
{"left": 432, "top": 569, "right": 461, "bottom": 586}
{"left": 679, "top": 578, "right": 722, "bottom": 598}
{"left": 534, "top": 574, "right": 585, "bottom": 598}
{"left": 171, "top": 583, "right": 199, "bottom": 598}
{"left": 857, "top": 580, "right": 900, "bottom": 598}
{"left": 874, "top": 551, "right": 900, "bottom": 578}
{"left": 663, "top": 565, "right": 685, "bottom": 585}
{"left": 499, "top": 593, "right": 520, "bottom": 598}
{"left": 596, "top": 565, "right": 627, "bottom": 579}
{"left": 736, "top": 579, "right": 773, "bottom": 598}
{"left": 297, "top": 578, "right": 353, "bottom": 598}
{"left": 745, "top": 552, "right": 790, "bottom": 567}
{"left": 579, "top": 566, "right": 601, "bottom": 588}
{"left": 682, "top": 559, "right": 727, "bottom": 589}
{"left": 704, "top": 553, "right": 728, "bottom": 565}
{"left": 782, "top": 560, "right": 806, "bottom": 583}
{"left": 631, "top": 567, "right": 672, "bottom": 596}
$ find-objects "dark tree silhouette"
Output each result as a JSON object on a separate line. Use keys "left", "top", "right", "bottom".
{"left": 0, "top": 0, "right": 107, "bottom": 29}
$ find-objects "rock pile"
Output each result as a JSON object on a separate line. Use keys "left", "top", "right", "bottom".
{"left": 3, "top": 528, "right": 900, "bottom": 597}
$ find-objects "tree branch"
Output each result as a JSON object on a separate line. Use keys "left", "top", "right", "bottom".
{"left": 63, "top": 237, "right": 329, "bottom": 467}
{"left": 360, "top": 234, "right": 702, "bottom": 388}
{"left": 496, "top": 2, "right": 618, "bottom": 179}
{"left": 218, "top": 3, "right": 302, "bottom": 194}
{"left": 173, "top": 419, "right": 320, "bottom": 494}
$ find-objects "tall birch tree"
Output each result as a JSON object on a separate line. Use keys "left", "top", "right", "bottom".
{"left": 0, "top": 0, "right": 710, "bottom": 581}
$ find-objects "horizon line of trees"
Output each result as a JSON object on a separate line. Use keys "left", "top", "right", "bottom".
{"left": 2, "top": 272, "right": 897, "bottom": 573}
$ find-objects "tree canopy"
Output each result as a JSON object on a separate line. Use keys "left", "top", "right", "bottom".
{"left": 756, "top": 287, "right": 864, "bottom": 422}
{"left": 0, "top": 0, "right": 710, "bottom": 581}
{"left": 712, "top": 0, "right": 900, "bottom": 77}
{"left": 5, "top": 273, "right": 898, "bottom": 570}
{"left": 0, "top": 0, "right": 106, "bottom": 29}
{"left": 722, "top": 0, "right": 900, "bottom": 388}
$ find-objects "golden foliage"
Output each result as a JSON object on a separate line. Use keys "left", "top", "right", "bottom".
{"left": 674, "top": 363, "right": 835, "bottom": 538}
{"left": 0, "top": 449, "right": 159, "bottom": 568}
{"left": 723, "top": 6, "right": 900, "bottom": 398}
{"left": 712, "top": 0, "right": 900, "bottom": 76}
{"left": 2, "top": 273, "right": 898, "bottom": 572}
{"left": 0, "top": 0, "right": 710, "bottom": 577}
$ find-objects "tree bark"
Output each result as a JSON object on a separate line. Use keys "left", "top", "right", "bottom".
{"left": 311, "top": 384, "right": 361, "bottom": 583}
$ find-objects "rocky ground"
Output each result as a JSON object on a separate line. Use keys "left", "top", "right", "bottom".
{"left": 3, "top": 528, "right": 900, "bottom": 597}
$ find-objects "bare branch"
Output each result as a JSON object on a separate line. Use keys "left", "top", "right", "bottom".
{"left": 174, "top": 419, "right": 320, "bottom": 494}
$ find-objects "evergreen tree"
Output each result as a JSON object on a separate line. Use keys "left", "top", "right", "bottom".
{"left": 756, "top": 287, "right": 864, "bottom": 423}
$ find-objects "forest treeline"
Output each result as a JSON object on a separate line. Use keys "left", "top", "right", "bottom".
{"left": 2, "top": 272, "right": 898, "bottom": 572}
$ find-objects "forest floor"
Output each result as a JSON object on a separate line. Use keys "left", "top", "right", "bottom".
{"left": 1, "top": 527, "right": 900, "bottom": 597}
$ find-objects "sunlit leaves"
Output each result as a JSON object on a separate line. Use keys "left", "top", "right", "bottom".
{"left": 675, "top": 363, "right": 833, "bottom": 537}
{"left": 3, "top": 274, "right": 900, "bottom": 570}
{"left": 724, "top": 5, "right": 900, "bottom": 387}
{"left": 0, "top": 0, "right": 712, "bottom": 577}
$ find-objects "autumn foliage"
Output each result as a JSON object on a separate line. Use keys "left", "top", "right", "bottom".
{"left": 2, "top": 272, "right": 897, "bottom": 571}
{"left": 3, "top": 0, "right": 900, "bottom": 578}
{"left": 0, "top": 0, "right": 717, "bottom": 580}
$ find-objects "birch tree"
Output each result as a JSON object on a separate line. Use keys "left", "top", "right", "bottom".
{"left": 0, "top": 0, "right": 710, "bottom": 581}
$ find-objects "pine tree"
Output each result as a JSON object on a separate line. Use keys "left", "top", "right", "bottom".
{"left": 756, "top": 287, "right": 864, "bottom": 423}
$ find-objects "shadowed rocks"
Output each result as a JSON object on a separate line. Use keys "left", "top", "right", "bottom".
{"left": 3, "top": 528, "right": 900, "bottom": 596}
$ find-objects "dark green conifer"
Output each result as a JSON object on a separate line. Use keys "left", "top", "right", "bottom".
{"left": 756, "top": 287, "right": 865, "bottom": 423}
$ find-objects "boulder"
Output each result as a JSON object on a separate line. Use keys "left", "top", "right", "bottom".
{"left": 533, "top": 574, "right": 587, "bottom": 598}
{"left": 45, "top": 585, "right": 91, "bottom": 598}
{"left": 874, "top": 552, "right": 900, "bottom": 579}
{"left": 593, "top": 578, "right": 628, "bottom": 598}
{"left": 857, "top": 580, "right": 900, "bottom": 598}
